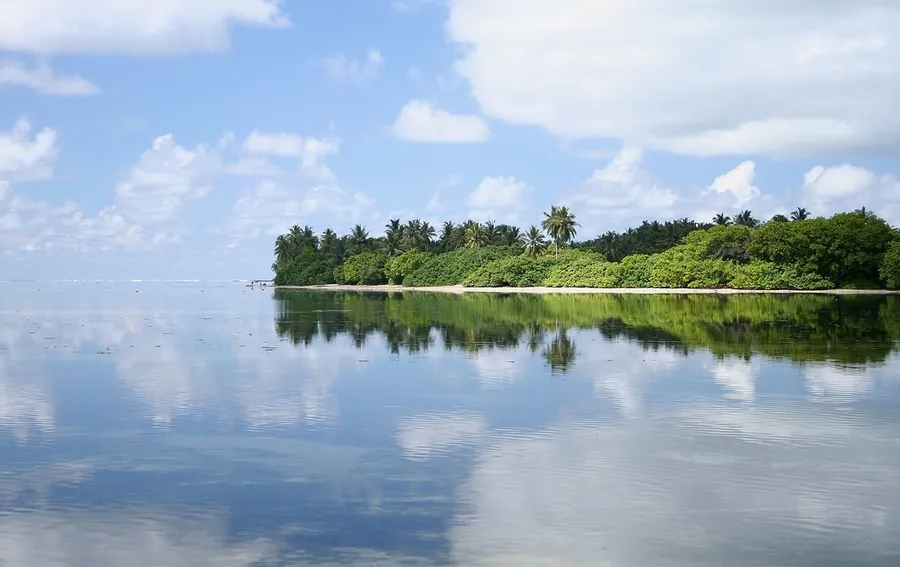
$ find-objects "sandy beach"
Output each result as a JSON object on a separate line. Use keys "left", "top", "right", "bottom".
{"left": 275, "top": 284, "right": 900, "bottom": 295}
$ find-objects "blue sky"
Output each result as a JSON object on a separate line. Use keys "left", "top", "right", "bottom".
{"left": 2, "top": 0, "right": 899, "bottom": 280}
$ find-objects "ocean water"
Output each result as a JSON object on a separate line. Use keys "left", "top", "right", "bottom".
{"left": 1, "top": 282, "right": 899, "bottom": 566}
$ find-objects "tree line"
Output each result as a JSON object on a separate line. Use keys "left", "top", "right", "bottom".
{"left": 272, "top": 206, "right": 900, "bottom": 290}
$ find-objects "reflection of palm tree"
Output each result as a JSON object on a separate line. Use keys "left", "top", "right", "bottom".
{"left": 543, "top": 328, "right": 577, "bottom": 374}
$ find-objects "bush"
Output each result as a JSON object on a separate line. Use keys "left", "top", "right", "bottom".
{"left": 403, "top": 247, "right": 516, "bottom": 286}
{"left": 274, "top": 249, "right": 335, "bottom": 286}
{"left": 385, "top": 250, "right": 433, "bottom": 285}
{"left": 649, "top": 249, "right": 735, "bottom": 288}
{"left": 751, "top": 213, "right": 894, "bottom": 287}
{"left": 543, "top": 252, "right": 620, "bottom": 287}
{"left": 335, "top": 252, "right": 388, "bottom": 285}
{"left": 617, "top": 254, "right": 657, "bottom": 287}
{"left": 681, "top": 224, "right": 753, "bottom": 263}
{"left": 464, "top": 255, "right": 557, "bottom": 287}
{"left": 880, "top": 240, "right": 900, "bottom": 289}
{"left": 730, "top": 261, "right": 833, "bottom": 290}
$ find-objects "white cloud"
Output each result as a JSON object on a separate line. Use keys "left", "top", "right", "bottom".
{"left": 0, "top": 118, "right": 58, "bottom": 180}
{"left": 241, "top": 131, "right": 340, "bottom": 169}
{"left": 467, "top": 176, "right": 526, "bottom": 209}
{"left": 800, "top": 164, "right": 900, "bottom": 221}
{"left": 569, "top": 147, "right": 680, "bottom": 231}
{"left": 469, "top": 349, "right": 521, "bottom": 390}
{"left": 446, "top": 0, "right": 900, "bottom": 157}
{"left": 0, "top": 59, "right": 98, "bottom": 95}
{"left": 0, "top": 0, "right": 289, "bottom": 55}
{"left": 391, "top": 100, "right": 490, "bottom": 143}
{"left": 708, "top": 161, "right": 760, "bottom": 206}
{"left": 321, "top": 49, "right": 384, "bottom": 83}
{"left": 115, "top": 134, "right": 218, "bottom": 224}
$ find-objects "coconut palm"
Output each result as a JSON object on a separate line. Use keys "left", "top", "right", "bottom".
{"left": 770, "top": 214, "right": 789, "bottom": 223}
{"left": 541, "top": 205, "right": 578, "bottom": 258}
{"left": 713, "top": 213, "right": 731, "bottom": 226}
{"left": 274, "top": 234, "right": 292, "bottom": 268}
{"left": 464, "top": 221, "right": 488, "bottom": 248}
{"left": 790, "top": 207, "right": 809, "bottom": 221}
{"left": 734, "top": 210, "right": 759, "bottom": 228}
{"left": 524, "top": 225, "right": 547, "bottom": 256}
{"left": 350, "top": 224, "right": 370, "bottom": 254}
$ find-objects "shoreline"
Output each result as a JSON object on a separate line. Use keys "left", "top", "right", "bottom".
{"left": 274, "top": 284, "right": 900, "bottom": 296}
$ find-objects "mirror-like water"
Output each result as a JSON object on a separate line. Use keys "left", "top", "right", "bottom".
{"left": 2, "top": 283, "right": 899, "bottom": 566}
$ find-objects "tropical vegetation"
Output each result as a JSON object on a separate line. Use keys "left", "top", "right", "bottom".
{"left": 272, "top": 207, "right": 900, "bottom": 290}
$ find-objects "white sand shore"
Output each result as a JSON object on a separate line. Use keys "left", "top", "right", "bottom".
{"left": 275, "top": 284, "right": 899, "bottom": 295}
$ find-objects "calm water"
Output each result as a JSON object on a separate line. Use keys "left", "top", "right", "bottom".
{"left": 1, "top": 283, "right": 899, "bottom": 566}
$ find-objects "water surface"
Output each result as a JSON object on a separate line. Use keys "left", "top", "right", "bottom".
{"left": 2, "top": 283, "right": 899, "bottom": 566}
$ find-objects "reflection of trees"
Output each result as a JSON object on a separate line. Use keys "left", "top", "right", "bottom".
{"left": 274, "top": 291, "right": 900, "bottom": 370}
{"left": 543, "top": 329, "right": 577, "bottom": 374}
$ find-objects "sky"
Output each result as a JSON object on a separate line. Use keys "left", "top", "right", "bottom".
{"left": 1, "top": 0, "right": 900, "bottom": 280}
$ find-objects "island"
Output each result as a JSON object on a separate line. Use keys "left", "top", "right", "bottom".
{"left": 271, "top": 207, "right": 900, "bottom": 292}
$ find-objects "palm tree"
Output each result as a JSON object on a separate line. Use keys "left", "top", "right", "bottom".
{"left": 541, "top": 205, "right": 578, "bottom": 258}
{"left": 734, "top": 210, "right": 759, "bottom": 228}
{"left": 464, "top": 221, "right": 488, "bottom": 248}
{"left": 790, "top": 207, "right": 809, "bottom": 221}
{"left": 713, "top": 213, "right": 731, "bottom": 226}
{"left": 274, "top": 234, "right": 292, "bottom": 268}
{"left": 439, "top": 221, "right": 458, "bottom": 251}
{"left": 350, "top": 224, "right": 370, "bottom": 254}
{"left": 524, "top": 225, "right": 547, "bottom": 256}
{"left": 855, "top": 206, "right": 876, "bottom": 219}
{"left": 382, "top": 230, "right": 405, "bottom": 256}
{"left": 500, "top": 225, "right": 523, "bottom": 247}
{"left": 770, "top": 214, "right": 789, "bottom": 223}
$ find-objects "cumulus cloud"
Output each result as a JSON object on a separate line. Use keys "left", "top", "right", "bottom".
{"left": 0, "top": 0, "right": 289, "bottom": 55}
{"left": 800, "top": 163, "right": 900, "bottom": 221}
{"left": 568, "top": 147, "right": 680, "bottom": 231}
{"left": 446, "top": 0, "right": 900, "bottom": 158}
{"left": 321, "top": 49, "right": 384, "bottom": 83}
{"left": 0, "top": 118, "right": 58, "bottom": 180}
{"left": 391, "top": 100, "right": 490, "bottom": 143}
{"left": 708, "top": 161, "right": 760, "bottom": 206}
{"left": 466, "top": 176, "right": 527, "bottom": 222}
{"left": 242, "top": 131, "right": 340, "bottom": 167}
{"left": 114, "top": 134, "right": 218, "bottom": 224}
{"left": 0, "top": 59, "right": 98, "bottom": 95}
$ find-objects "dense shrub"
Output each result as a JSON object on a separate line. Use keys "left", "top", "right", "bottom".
{"left": 273, "top": 249, "right": 335, "bottom": 286}
{"left": 617, "top": 254, "right": 657, "bottom": 287}
{"left": 464, "top": 255, "right": 557, "bottom": 287}
{"left": 543, "top": 252, "right": 620, "bottom": 287}
{"left": 751, "top": 214, "right": 893, "bottom": 286}
{"left": 648, "top": 249, "right": 736, "bottom": 288}
{"left": 880, "top": 240, "right": 900, "bottom": 289}
{"left": 681, "top": 224, "right": 753, "bottom": 263}
{"left": 730, "top": 261, "right": 832, "bottom": 290}
{"left": 385, "top": 250, "right": 432, "bottom": 284}
{"left": 335, "top": 252, "right": 388, "bottom": 285}
{"left": 403, "top": 247, "right": 515, "bottom": 286}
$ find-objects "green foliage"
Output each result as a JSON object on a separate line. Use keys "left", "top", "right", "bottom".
{"left": 542, "top": 252, "right": 620, "bottom": 287}
{"left": 680, "top": 224, "right": 753, "bottom": 262}
{"left": 273, "top": 249, "right": 335, "bottom": 286}
{"left": 463, "top": 255, "right": 558, "bottom": 287}
{"left": 751, "top": 213, "right": 894, "bottom": 286}
{"left": 577, "top": 218, "right": 709, "bottom": 261}
{"left": 403, "top": 247, "right": 515, "bottom": 287}
{"left": 648, "top": 249, "right": 736, "bottom": 288}
{"left": 334, "top": 252, "right": 388, "bottom": 285}
{"left": 880, "top": 240, "right": 900, "bottom": 289}
{"left": 617, "top": 254, "right": 657, "bottom": 287}
{"left": 385, "top": 250, "right": 433, "bottom": 285}
{"left": 730, "top": 261, "right": 832, "bottom": 290}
